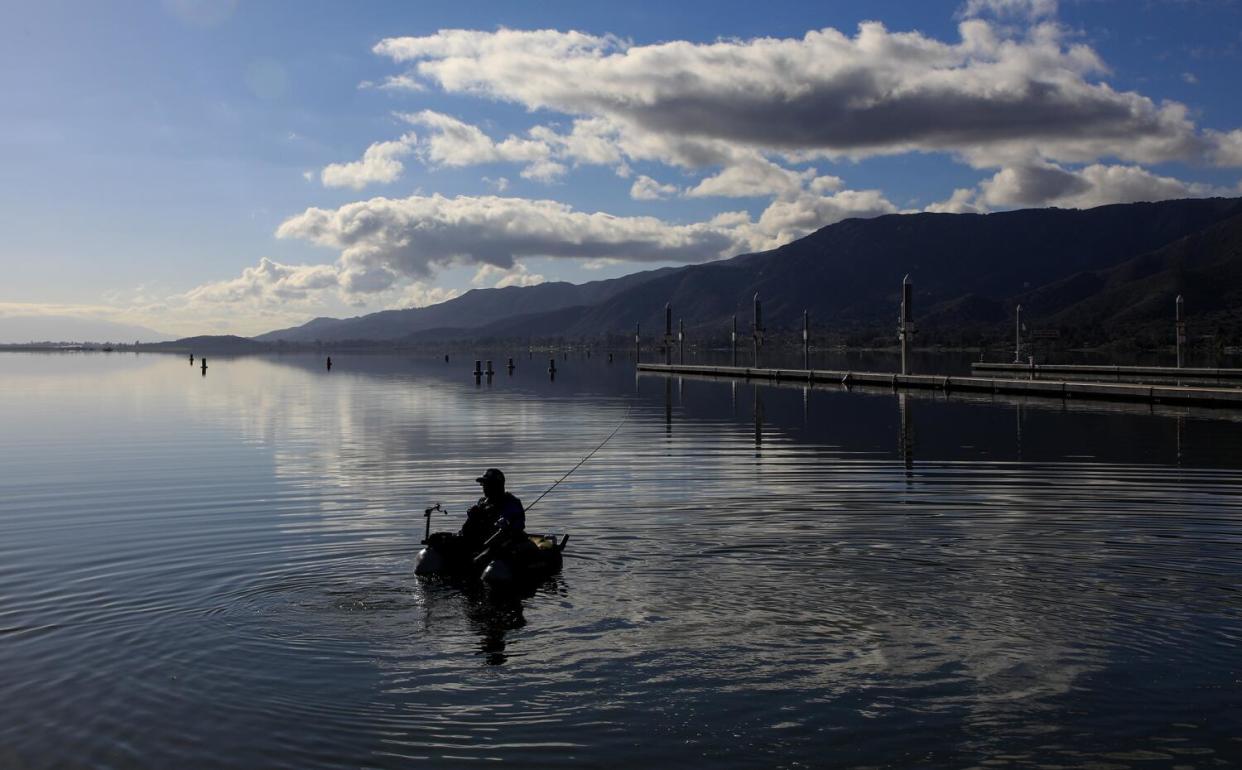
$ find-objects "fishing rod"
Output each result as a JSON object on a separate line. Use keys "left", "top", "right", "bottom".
{"left": 525, "top": 403, "right": 632, "bottom": 513}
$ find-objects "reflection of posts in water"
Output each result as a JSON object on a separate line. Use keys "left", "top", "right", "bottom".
{"left": 898, "top": 393, "right": 914, "bottom": 472}
{"left": 802, "top": 385, "right": 809, "bottom": 424}
{"left": 664, "top": 377, "right": 673, "bottom": 435}
{"left": 753, "top": 385, "right": 763, "bottom": 449}
{"left": 1176, "top": 414, "right": 1185, "bottom": 465}
{"left": 731, "top": 380, "right": 737, "bottom": 417}
{"left": 678, "top": 376, "right": 684, "bottom": 407}
{"left": 1015, "top": 403, "right": 1024, "bottom": 461}
{"left": 548, "top": 358, "right": 557, "bottom": 381}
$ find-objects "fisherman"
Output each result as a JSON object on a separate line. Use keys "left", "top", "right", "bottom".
{"left": 461, "top": 468, "right": 525, "bottom": 546}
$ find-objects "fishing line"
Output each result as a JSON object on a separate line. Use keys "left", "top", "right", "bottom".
{"left": 524, "top": 403, "right": 632, "bottom": 513}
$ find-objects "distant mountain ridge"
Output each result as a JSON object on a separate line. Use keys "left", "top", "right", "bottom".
{"left": 253, "top": 197, "right": 1242, "bottom": 347}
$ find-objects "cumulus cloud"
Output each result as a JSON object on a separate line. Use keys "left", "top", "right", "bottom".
{"left": 276, "top": 194, "right": 744, "bottom": 292}
{"left": 630, "top": 175, "right": 679, "bottom": 200}
{"left": 399, "top": 110, "right": 565, "bottom": 181}
{"left": 929, "top": 162, "right": 1238, "bottom": 211}
{"left": 1209, "top": 129, "right": 1242, "bottom": 166}
{"left": 372, "top": 22, "right": 1228, "bottom": 168}
{"left": 183, "top": 258, "right": 340, "bottom": 304}
{"left": 472, "top": 262, "right": 547, "bottom": 288}
{"left": 743, "top": 190, "right": 899, "bottom": 249}
{"left": 959, "top": 0, "right": 1057, "bottom": 21}
{"left": 321, "top": 133, "right": 417, "bottom": 189}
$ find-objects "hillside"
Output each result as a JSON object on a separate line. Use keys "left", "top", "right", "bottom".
{"left": 253, "top": 197, "right": 1242, "bottom": 347}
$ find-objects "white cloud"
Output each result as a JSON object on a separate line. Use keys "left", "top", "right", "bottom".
{"left": 399, "top": 110, "right": 564, "bottom": 181}
{"left": 276, "top": 194, "right": 743, "bottom": 292}
{"left": 630, "top": 175, "right": 679, "bottom": 200}
{"left": 743, "top": 190, "right": 900, "bottom": 250}
{"left": 183, "top": 258, "right": 340, "bottom": 304}
{"left": 483, "top": 176, "right": 510, "bottom": 191}
{"left": 1209, "top": 129, "right": 1242, "bottom": 166}
{"left": 958, "top": 0, "right": 1057, "bottom": 21}
{"left": 372, "top": 22, "right": 1229, "bottom": 168}
{"left": 929, "top": 161, "right": 1240, "bottom": 211}
{"left": 320, "top": 133, "right": 418, "bottom": 189}
{"left": 472, "top": 262, "right": 547, "bottom": 288}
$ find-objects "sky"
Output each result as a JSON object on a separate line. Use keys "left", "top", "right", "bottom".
{"left": 2, "top": 0, "right": 1241, "bottom": 339}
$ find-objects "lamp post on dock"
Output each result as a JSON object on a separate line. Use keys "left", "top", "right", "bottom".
{"left": 1176, "top": 294, "right": 1186, "bottom": 369}
{"left": 802, "top": 309, "right": 810, "bottom": 370}
{"left": 731, "top": 315, "right": 738, "bottom": 367}
{"left": 678, "top": 318, "right": 685, "bottom": 365}
{"left": 752, "top": 293, "right": 764, "bottom": 368}
{"left": 898, "top": 275, "right": 916, "bottom": 375}
{"left": 635, "top": 323, "right": 641, "bottom": 363}
{"left": 1014, "top": 304, "right": 1023, "bottom": 364}
{"left": 664, "top": 303, "right": 674, "bottom": 366}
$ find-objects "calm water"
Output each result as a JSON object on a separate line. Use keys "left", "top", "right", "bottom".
{"left": 2, "top": 351, "right": 1241, "bottom": 769}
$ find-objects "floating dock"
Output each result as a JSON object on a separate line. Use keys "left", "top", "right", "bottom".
{"left": 637, "top": 363, "right": 1242, "bottom": 408}
{"left": 971, "top": 362, "right": 1242, "bottom": 380}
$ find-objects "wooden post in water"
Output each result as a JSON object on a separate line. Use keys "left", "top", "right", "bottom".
{"left": 802, "top": 309, "right": 809, "bottom": 370}
{"left": 753, "top": 293, "right": 764, "bottom": 368}
{"left": 1176, "top": 294, "right": 1186, "bottom": 369}
{"left": 898, "top": 275, "right": 916, "bottom": 375}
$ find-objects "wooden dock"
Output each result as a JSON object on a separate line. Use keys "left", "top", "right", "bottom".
{"left": 971, "top": 362, "right": 1242, "bottom": 380}
{"left": 636, "top": 363, "right": 1242, "bottom": 408}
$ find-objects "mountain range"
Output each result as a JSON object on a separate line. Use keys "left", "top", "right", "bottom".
{"left": 254, "top": 197, "right": 1242, "bottom": 349}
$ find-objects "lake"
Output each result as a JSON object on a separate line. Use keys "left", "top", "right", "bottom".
{"left": 2, "top": 351, "right": 1241, "bottom": 768}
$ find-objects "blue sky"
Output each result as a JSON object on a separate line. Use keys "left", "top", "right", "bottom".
{"left": 2, "top": 0, "right": 1240, "bottom": 338}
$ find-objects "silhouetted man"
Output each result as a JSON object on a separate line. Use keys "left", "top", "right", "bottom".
{"left": 461, "top": 468, "right": 525, "bottom": 545}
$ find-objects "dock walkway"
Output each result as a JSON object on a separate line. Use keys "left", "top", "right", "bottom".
{"left": 971, "top": 362, "right": 1242, "bottom": 380}
{"left": 637, "top": 363, "right": 1242, "bottom": 408}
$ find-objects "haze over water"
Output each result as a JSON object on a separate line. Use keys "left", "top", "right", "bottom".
{"left": 2, "top": 351, "right": 1241, "bottom": 768}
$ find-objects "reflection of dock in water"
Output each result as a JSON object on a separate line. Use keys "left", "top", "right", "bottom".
{"left": 637, "top": 363, "right": 1242, "bottom": 409}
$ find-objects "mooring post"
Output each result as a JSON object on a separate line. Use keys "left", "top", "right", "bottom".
{"left": 326, "top": 356, "right": 332, "bottom": 371}
{"left": 753, "top": 293, "right": 764, "bottom": 368}
{"left": 678, "top": 318, "right": 685, "bottom": 365}
{"left": 507, "top": 357, "right": 514, "bottom": 373}
{"left": 200, "top": 357, "right": 207, "bottom": 376}
{"left": 1176, "top": 294, "right": 1186, "bottom": 369}
{"left": 802, "top": 309, "right": 809, "bottom": 370}
{"left": 635, "top": 323, "right": 641, "bottom": 363}
{"left": 548, "top": 357, "right": 557, "bottom": 379}
{"left": 474, "top": 360, "right": 482, "bottom": 377}
{"left": 1013, "top": 304, "right": 1023, "bottom": 364}
{"left": 189, "top": 354, "right": 194, "bottom": 365}
{"left": 898, "top": 275, "right": 916, "bottom": 375}
{"left": 731, "top": 314, "right": 738, "bottom": 367}
{"left": 664, "top": 303, "right": 674, "bottom": 366}
{"left": 485, "top": 360, "right": 494, "bottom": 377}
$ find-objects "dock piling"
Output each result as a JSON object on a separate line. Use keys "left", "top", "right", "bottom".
{"left": 898, "top": 275, "right": 916, "bottom": 375}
